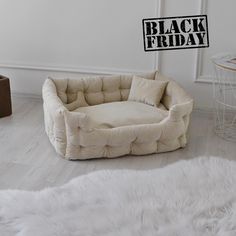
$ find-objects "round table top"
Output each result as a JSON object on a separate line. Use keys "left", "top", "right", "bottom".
{"left": 212, "top": 53, "right": 236, "bottom": 72}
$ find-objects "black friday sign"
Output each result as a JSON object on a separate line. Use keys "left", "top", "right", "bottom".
{"left": 143, "top": 15, "right": 209, "bottom": 51}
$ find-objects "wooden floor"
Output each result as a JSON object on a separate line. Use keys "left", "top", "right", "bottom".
{"left": 0, "top": 97, "right": 235, "bottom": 191}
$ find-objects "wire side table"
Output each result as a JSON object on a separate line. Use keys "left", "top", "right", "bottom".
{"left": 212, "top": 54, "right": 236, "bottom": 142}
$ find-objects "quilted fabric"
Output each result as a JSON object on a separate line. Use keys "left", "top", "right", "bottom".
{"left": 42, "top": 71, "right": 193, "bottom": 160}
{"left": 64, "top": 91, "right": 88, "bottom": 111}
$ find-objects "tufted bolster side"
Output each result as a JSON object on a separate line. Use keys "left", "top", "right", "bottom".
{"left": 42, "top": 79, "right": 68, "bottom": 155}
{"left": 169, "top": 101, "right": 193, "bottom": 122}
{"left": 154, "top": 72, "right": 194, "bottom": 130}
{"left": 50, "top": 72, "right": 156, "bottom": 108}
{"left": 166, "top": 82, "right": 193, "bottom": 133}
{"left": 153, "top": 72, "right": 194, "bottom": 148}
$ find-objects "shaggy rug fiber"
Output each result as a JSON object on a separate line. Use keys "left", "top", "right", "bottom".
{"left": 0, "top": 157, "right": 236, "bottom": 236}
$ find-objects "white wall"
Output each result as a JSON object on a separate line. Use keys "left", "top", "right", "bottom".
{"left": 0, "top": 0, "right": 235, "bottom": 109}
{"left": 160, "top": 0, "right": 236, "bottom": 110}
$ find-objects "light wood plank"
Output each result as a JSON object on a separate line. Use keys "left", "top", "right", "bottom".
{"left": 0, "top": 97, "right": 235, "bottom": 190}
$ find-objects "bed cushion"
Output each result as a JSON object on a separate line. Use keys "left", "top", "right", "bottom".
{"left": 74, "top": 101, "right": 168, "bottom": 129}
{"left": 128, "top": 76, "right": 167, "bottom": 107}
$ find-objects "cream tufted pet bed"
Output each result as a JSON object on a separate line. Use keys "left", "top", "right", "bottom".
{"left": 42, "top": 71, "right": 193, "bottom": 160}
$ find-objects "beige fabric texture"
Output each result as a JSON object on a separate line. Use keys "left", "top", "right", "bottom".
{"left": 42, "top": 71, "right": 194, "bottom": 160}
{"left": 128, "top": 76, "right": 167, "bottom": 106}
{"left": 75, "top": 101, "right": 168, "bottom": 129}
{"left": 64, "top": 91, "right": 88, "bottom": 111}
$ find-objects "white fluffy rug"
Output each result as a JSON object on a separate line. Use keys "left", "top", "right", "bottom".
{"left": 1, "top": 157, "right": 236, "bottom": 236}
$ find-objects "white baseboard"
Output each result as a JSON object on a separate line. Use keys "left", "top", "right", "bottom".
{"left": 12, "top": 92, "right": 42, "bottom": 101}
